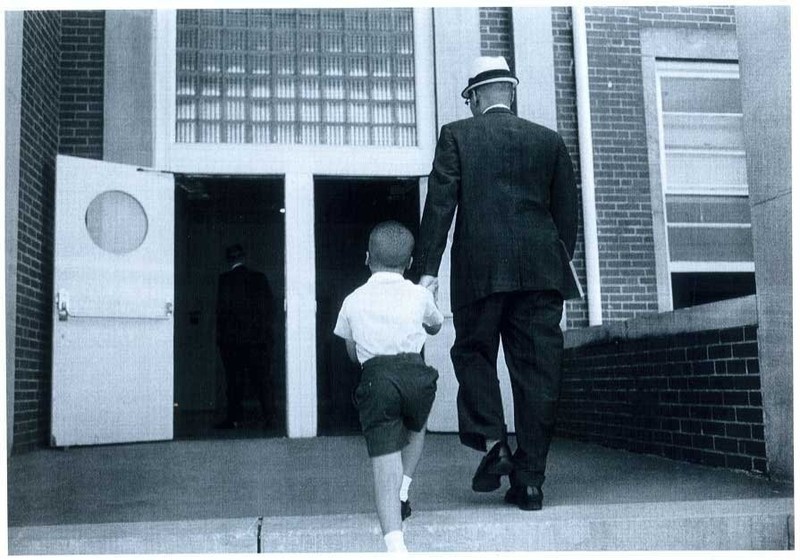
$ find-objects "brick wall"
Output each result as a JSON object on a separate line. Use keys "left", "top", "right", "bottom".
{"left": 640, "top": 6, "right": 736, "bottom": 29}
{"left": 59, "top": 11, "right": 105, "bottom": 158}
{"left": 15, "top": 11, "right": 62, "bottom": 453}
{"left": 479, "top": 7, "right": 514, "bottom": 71}
{"left": 558, "top": 325, "right": 767, "bottom": 473}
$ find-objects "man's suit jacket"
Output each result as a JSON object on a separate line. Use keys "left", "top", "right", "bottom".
{"left": 414, "top": 107, "right": 579, "bottom": 311}
{"left": 216, "top": 265, "right": 275, "bottom": 346}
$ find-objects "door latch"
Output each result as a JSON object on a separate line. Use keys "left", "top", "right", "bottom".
{"left": 56, "top": 291, "right": 69, "bottom": 321}
{"left": 165, "top": 302, "right": 174, "bottom": 317}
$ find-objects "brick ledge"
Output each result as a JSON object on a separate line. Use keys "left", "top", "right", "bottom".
{"left": 565, "top": 295, "right": 757, "bottom": 348}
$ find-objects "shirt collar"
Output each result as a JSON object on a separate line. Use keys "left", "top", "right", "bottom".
{"left": 482, "top": 103, "right": 511, "bottom": 114}
{"left": 368, "top": 271, "right": 405, "bottom": 282}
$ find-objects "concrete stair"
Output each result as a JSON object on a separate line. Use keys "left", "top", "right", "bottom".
{"left": 9, "top": 497, "right": 793, "bottom": 554}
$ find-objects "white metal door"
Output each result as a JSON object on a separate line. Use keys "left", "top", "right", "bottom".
{"left": 51, "top": 155, "right": 174, "bottom": 446}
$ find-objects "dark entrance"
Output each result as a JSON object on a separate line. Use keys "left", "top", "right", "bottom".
{"left": 174, "top": 176, "right": 286, "bottom": 439}
{"left": 315, "top": 178, "right": 420, "bottom": 435}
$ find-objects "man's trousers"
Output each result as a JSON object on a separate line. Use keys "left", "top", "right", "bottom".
{"left": 451, "top": 290, "right": 564, "bottom": 487}
{"left": 218, "top": 342, "right": 274, "bottom": 424}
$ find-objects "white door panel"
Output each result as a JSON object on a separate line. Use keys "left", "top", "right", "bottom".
{"left": 51, "top": 155, "right": 174, "bottom": 446}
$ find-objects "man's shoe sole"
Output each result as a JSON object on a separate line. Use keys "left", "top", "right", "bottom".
{"left": 471, "top": 457, "right": 514, "bottom": 492}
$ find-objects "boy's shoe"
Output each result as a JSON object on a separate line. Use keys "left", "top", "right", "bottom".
{"left": 401, "top": 499, "right": 412, "bottom": 521}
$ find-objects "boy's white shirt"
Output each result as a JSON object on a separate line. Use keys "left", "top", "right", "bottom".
{"left": 333, "top": 271, "right": 444, "bottom": 365}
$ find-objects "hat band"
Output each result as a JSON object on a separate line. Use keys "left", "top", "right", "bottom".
{"left": 467, "top": 68, "right": 516, "bottom": 89}
{"left": 462, "top": 69, "right": 519, "bottom": 97}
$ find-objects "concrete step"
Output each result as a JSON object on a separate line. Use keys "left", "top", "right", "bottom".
{"left": 8, "top": 517, "right": 260, "bottom": 554}
{"left": 9, "top": 497, "right": 793, "bottom": 554}
{"left": 264, "top": 498, "right": 794, "bottom": 552}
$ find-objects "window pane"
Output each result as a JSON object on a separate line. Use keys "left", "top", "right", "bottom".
{"left": 667, "top": 226, "right": 753, "bottom": 262}
{"left": 666, "top": 195, "right": 751, "bottom": 224}
{"left": 671, "top": 272, "right": 755, "bottom": 310}
{"left": 85, "top": 191, "right": 148, "bottom": 254}
{"left": 662, "top": 113, "right": 744, "bottom": 151}
{"left": 175, "top": 8, "right": 417, "bottom": 146}
{"left": 661, "top": 77, "right": 742, "bottom": 113}
{"left": 664, "top": 152, "right": 747, "bottom": 191}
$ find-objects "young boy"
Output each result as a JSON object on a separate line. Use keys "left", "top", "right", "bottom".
{"left": 334, "top": 221, "right": 444, "bottom": 553}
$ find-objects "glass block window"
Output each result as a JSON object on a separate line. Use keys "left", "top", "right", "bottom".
{"left": 656, "top": 60, "right": 755, "bottom": 309}
{"left": 175, "top": 9, "right": 417, "bottom": 146}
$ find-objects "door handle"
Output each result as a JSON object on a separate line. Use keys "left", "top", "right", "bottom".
{"left": 165, "top": 302, "right": 173, "bottom": 317}
{"left": 56, "top": 291, "right": 69, "bottom": 321}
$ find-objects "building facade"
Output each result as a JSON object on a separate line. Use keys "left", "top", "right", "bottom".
{"left": 5, "top": 7, "right": 791, "bottom": 480}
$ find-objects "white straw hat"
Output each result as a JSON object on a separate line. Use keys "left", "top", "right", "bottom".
{"left": 461, "top": 56, "right": 519, "bottom": 98}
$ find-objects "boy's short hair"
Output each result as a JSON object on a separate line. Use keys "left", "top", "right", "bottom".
{"left": 368, "top": 221, "right": 415, "bottom": 268}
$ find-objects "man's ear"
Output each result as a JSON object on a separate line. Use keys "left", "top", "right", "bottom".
{"left": 406, "top": 256, "right": 413, "bottom": 271}
{"left": 365, "top": 251, "right": 370, "bottom": 267}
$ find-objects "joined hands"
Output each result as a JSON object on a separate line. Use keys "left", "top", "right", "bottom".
{"left": 419, "top": 275, "right": 439, "bottom": 303}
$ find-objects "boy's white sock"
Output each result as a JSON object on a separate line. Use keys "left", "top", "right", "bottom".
{"left": 383, "top": 530, "right": 407, "bottom": 552}
{"left": 399, "top": 475, "right": 412, "bottom": 502}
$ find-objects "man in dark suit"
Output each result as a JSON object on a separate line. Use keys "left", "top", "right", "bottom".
{"left": 414, "top": 56, "right": 578, "bottom": 510}
{"left": 215, "top": 244, "right": 276, "bottom": 429}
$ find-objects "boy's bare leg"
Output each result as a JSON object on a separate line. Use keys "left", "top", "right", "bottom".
{"left": 370, "top": 451, "right": 404, "bottom": 536}
{"left": 401, "top": 424, "right": 427, "bottom": 477}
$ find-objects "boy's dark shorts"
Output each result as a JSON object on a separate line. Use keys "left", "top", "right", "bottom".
{"left": 353, "top": 353, "right": 439, "bottom": 458}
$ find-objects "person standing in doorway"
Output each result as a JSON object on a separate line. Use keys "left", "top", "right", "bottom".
{"left": 215, "top": 243, "right": 276, "bottom": 430}
{"left": 413, "top": 56, "right": 579, "bottom": 510}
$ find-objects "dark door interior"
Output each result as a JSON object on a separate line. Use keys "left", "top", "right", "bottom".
{"left": 174, "top": 176, "right": 286, "bottom": 439}
{"left": 315, "top": 178, "right": 420, "bottom": 435}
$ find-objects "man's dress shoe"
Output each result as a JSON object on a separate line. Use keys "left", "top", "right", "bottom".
{"left": 504, "top": 483, "right": 543, "bottom": 511}
{"left": 472, "top": 441, "right": 513, "bottom": 492}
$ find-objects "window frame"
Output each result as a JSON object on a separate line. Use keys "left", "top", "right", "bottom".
{"left": 153, "top": 9, "right": 436, "bottom": 176}
{"left": 654, "top": 59, "right": 754, "bottom": 285}
{"left": 641, "top": 22, "right": 752, "bottom": 312}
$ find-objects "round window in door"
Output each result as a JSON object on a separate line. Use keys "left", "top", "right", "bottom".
{"left": 85, "top": 190, "right": 149, "bottom": 254}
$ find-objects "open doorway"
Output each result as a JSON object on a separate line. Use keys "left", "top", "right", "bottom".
{"left": 315, "top": 177, "right": 420, "bottom": 435}
{"left": 174, "top": 176, "right": 286, "bottom": 439}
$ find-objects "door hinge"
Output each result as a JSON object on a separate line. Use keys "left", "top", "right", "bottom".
{"left": 56, "top": 290, "right": 69, "bottom": 321}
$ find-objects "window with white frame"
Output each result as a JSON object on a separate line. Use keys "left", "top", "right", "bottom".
{"left": 175, "top": 9, "right": 417, "bottom": 147}
{"left": 656, "top": 60, "right": 755, "bottom": 309}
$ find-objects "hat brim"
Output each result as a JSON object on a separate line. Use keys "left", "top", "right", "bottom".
{"left": 461, "top": 76, "right": 519, "bottom": 98}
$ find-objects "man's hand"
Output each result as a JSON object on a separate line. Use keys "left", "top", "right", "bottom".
{"left": 419, "top": 275, "right": 439, "bottom": 302}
